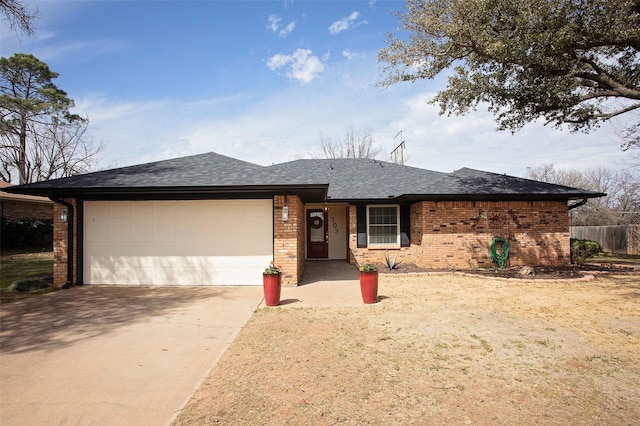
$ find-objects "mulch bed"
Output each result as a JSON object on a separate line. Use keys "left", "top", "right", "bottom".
{"left": 377, "top": 261, "right": 639, "bottom": 280}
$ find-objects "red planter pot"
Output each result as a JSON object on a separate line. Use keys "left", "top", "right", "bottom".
{"left": 263, "top": 273, "right": 282, "bottom": 306}
{"left": 359, "top": 271, "right": 378, "bottom": 304}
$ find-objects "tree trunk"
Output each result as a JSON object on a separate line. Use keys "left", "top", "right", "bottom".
{"left": 18, "top": 116, "right": 27, "bottom": 184}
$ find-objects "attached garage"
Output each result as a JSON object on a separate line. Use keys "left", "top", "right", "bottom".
{"left": 83, "top": 200, "right": 273, "bottom": 286}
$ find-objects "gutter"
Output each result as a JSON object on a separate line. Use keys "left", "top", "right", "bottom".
{"left": 49, "top": 195, "right": 74, "bottom": 287}
{"left": 568, "top": 197, "right": 588, "bottom": 210}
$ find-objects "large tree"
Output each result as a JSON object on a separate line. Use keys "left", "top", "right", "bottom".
{"left": 0, "top": 53, "right": 102, "bottom": 184}
{"left": 379, "top": 0, "right": 640, "bottom": 140}
{"left": 1, "top": 0, "right": 37, "bottom": 36}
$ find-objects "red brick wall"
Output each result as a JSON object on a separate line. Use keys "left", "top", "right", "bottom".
{"left": 51, "top": 197, "right": 568, "bottom": 288}
{"left": 273, "top": 195, "right": 305, "bottom": 286}
{"left": 349, "top": 200, "right": 570, "bottom": 269}
{"left": 1, "top": 200, "right": 53, "bottom": 220}
{"left": 52, "top": 199, "right": 78, "bottom": 288}
{"left": 347, "top": 204, "right": 413, "bottom": 267}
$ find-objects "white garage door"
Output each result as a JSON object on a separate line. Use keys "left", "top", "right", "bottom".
{"left": 84, "top": 200, "right": 273, "bottom": 285}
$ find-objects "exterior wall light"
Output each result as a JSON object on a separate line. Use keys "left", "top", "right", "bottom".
{"left": 59, "top": 208, "right": 68, "bottom": 223}
{"left": 282, "top": 205, "right": 289, "bottom": 222}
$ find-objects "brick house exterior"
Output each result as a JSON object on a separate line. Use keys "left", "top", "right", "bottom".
{"left": 8, "top": 152, "right": 603, "bottom": 288}
{"left": 348, "top": 200, "right": 570, "bottom": 270}
{"left": 0, "top": 182, "right": 53, "bottom": 221}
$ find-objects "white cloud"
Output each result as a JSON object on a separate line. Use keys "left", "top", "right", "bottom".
{"left": 342, "top": 49, "right": 365, "bottom": 60}
{"left": 266, "top": 14, "right": 281, "bottom": 32}
{"left": 279, "top": 21, "right": 296, "bottom": 36}
{"left": 73, "top": 94, "right": 167, "bottom": 122}
{"left": 266, "top": 53, "right": 290, "bottom": 69}
{"left": 266, "top": 49, "right": 325, "bottom": 84}
{"left": 329, "top": 11, "right": 366, "bottom": 34}
{"left": 266, "top": 14, "right": 296, "bottom": 37}
{"left": 0, "top": 32, "right": 127, "bottom": 62}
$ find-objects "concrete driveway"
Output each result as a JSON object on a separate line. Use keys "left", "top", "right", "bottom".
{"left": 0, "top": 285, "right": 263, "bottom": 425}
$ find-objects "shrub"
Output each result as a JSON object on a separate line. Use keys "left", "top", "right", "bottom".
{"left": 0, "top": 217, "right": 53, "bottom": 250}
{"left": 571, "top": 239, "right": 604, "bottom": 265}
{"left": 9, "top": 276, "right": 53, "bottom": 292}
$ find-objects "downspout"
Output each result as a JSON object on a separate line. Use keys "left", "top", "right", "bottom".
{"left": 49, "top": 195, "right": 74, "bottom": 287}
{"left": 568, "top": 197, "right": 588, "bottom": 210}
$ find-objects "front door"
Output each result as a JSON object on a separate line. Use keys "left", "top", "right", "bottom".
{"left": 307, "top": 209, "right": 328, "bottom": 258}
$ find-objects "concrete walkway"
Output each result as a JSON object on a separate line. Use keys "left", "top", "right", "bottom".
{"left": 273, "top": 260, "right": 364, "bottom": 308}
{"left": 0, "top": 285, "right": 263, "bottom": 426}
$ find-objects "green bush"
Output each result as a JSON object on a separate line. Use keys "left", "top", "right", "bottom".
{"left": 9, "top": 275, "right": 53, "bottom": 292}
{"left": 0, "top": 217, "right": 53, "bottom": 250}
{"left": 571, "top": 238, "right": 604, "bottom": 265}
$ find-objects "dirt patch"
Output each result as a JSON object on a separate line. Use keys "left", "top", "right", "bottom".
{"left": 173, "top": 272, "right": 640, "bottom": 425}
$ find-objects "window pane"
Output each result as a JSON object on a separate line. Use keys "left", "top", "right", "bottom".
{"left": 370, "top": 207, "right": 397, "bottom": 225}
{"left": 309, "top": 212, "right": 324, "bottom": 242}
{"left": 370, "top": 225, "right": 397, "bottom": 244}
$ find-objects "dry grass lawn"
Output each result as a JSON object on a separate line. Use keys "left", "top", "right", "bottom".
{"left": 173, "top": 272, "right": 640, "bottom": 425}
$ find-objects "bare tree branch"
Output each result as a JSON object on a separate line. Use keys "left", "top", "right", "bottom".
{"left": 0, "top": 0, "right": 38, "bottom": 36}
{"left": 315, "top": 126, "right": 381, "bottom": 159}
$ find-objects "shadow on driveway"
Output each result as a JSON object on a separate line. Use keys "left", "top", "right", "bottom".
{"left": 1, "top": 285, "right": 250, "bottom": 354}
{"left": 0, "top": 285, "right": 263, "bottom": 425}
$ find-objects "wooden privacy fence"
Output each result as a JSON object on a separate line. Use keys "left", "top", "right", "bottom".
{"left": 570, "top": 225, "right": 640, "bottom": 255}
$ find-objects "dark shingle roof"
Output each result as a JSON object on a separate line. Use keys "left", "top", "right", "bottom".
{"left": 267, "top": 160, "right": 604, "bottom": 201}
{"left": 13, "top": 152, "right": 276, "bottom": 189}
{"left": 267, "top": 158, "right": 449, "bottom": 200}
{"left": 448, "top": 168, "right": 603, "bottom": 197}
{"left": 5, "top": 151, "right": 604, "bottom": 201}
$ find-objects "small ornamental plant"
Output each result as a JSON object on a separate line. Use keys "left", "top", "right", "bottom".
{"left": 359, "top": 260, "right": 378, "bottom": 272}
{"left": 264, "top": 262, "right": 283, "bottom": 275}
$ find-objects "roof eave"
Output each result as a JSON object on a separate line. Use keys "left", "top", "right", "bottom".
{"left": 328, "top": 192, "right": 606, "bottom": 203}
{"left": 7, "top": 184, "right": 329, "bottom": 203}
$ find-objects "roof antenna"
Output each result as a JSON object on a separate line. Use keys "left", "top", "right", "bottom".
{"left": 391, "top": 130, "right": 406, "bottom": 165}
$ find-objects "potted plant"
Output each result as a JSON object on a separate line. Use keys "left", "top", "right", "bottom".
{"left": 358, "top": 260, "right": 378, "bottom": 304}
{"left": 263, "top": 262, "right": 283, "bottom": 306}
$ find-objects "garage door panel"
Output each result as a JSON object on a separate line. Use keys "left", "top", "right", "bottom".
{"left": 84, "top": 200, "right": 273, "bottom": 286}
{"left": 176, "top": 202, "right": 199, "bottom": 217}
{"left": 91, "top": 223, "right": 111, "bottom": 242}
{"left": 131, "top": 223, "right": 153, "bottom": 242}
{"left": 111, "top": 223, "right": 135, "bottom": 242}
{"left": 112, "top": 204, "right": 132, "bottom": 218}
{"left": 153, "top": 203, "right": 176, "bottom": 219}
{"left": 88, "top": 254, "right": 272, "bottom": 286}
{"left": 132, "top": 203, "right": 153, "bottom": 219}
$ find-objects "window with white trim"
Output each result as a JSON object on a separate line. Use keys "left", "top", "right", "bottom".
{"left": 366, "top": 205, "right": 400, "bottom": 247}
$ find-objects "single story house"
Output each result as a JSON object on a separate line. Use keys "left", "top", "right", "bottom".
{"left": 6, "top": 152, "right": 604, "bottom": 287}
{"left": 0, "top": 181, "right": 53, "bottom": 221}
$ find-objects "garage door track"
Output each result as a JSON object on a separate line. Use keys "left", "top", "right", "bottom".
{"left": 0, "top": 285, "right": 263, "bottom": 425}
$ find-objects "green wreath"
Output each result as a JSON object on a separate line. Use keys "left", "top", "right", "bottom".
{"left": 310, "top": 217, "right": 323, "bottom": 229}
{"left": 490, "top": 236, "right": 509, "bottom": 270}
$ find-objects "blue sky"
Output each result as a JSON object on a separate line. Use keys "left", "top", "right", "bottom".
{"left": 0, "top": 0, "right": 633, "bottom": 178}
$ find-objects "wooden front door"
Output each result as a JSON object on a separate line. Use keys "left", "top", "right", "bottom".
{"left": 307, "top": 209, "right": 328, "bottom": 258}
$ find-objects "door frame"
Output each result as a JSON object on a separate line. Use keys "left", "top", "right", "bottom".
{"left": 306, "top": 208, "right": 328, "bottom": 258}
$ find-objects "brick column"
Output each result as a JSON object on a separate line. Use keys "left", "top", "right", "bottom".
{"left": 52, "top": 199, "right": 78, "bottom": 288}
{"left": 273, "top": 195, "right": 304, "bottom": 286}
